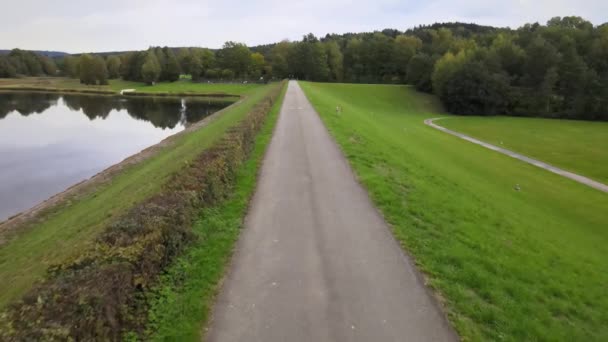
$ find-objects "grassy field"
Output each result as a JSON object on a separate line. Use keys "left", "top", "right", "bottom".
{"left": 126, "top": 80, "right": 261, "bottom": 95}
{"left": 0, "top": 77, "right": 261, "bottom": 95}
{"left": 144, "top": 83, "right": 287, "bottom": 341}
{"left": 438, "top": 116, "right": 608, "bottom": 184}
{"left": 299, "top": 82, "right": 608, "bottom": 341}
{"left": 0, "top": 83, "right": 276, "bottom": 309}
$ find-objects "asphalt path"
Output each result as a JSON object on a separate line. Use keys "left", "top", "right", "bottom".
{"left": 206, "top": 81, "right": 457, "bottom": 342}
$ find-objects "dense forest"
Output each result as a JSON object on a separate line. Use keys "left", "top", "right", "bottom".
{"left": 1, "top": 16, "right": 606, "bottom": 120}
{"left": 268, "top": 16, "right": 607, "bottom": 120}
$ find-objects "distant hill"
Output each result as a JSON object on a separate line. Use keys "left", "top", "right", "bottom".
{"left": 0, "top": 49, "right": 69, "bottom": 58}
{"left": 405, "top": 22, "right": 506, "bottom": 37}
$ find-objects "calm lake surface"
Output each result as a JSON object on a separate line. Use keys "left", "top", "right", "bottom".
{"left": 0, "top": 91, "right": 232, "bottom": 221}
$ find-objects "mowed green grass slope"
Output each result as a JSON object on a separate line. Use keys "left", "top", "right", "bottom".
{"left": 299, "top": 82, "right": 608, "bottom": 341}
{"left": 438, "top": 116, "right": 608, "bottom": 184}
{"left": 0, "top": 84, "right": 275, "bottom": 310}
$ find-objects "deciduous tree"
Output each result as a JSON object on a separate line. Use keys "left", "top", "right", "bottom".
{"left": 141, "top": 52, "right": 161, "bottom": 85}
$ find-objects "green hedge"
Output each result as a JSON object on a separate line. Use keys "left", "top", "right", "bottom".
{"left": 0, "top": 82, "right": 284, "bottom": 340}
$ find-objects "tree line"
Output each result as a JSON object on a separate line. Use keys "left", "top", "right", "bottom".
{"left": 57, "top": 43, "right": 271, "bottom": 85}
{"left": 119, "top": 43, "right": 269, "bottom": 83}
{"left": 264, "top": 16, "right": 607, "bottom": 120}
{"left": 0, "top": 49, "right": 58, "bottom": 77}
{"left": 1, "top": 16, "right": 606, "bottom": 120}
{"left": 1, "top": 43, "right": 271, "bottom": 86}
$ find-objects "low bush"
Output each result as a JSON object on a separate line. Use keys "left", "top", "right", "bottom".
{"left": 0, "top": 82, "right": 284, "bottom": 340}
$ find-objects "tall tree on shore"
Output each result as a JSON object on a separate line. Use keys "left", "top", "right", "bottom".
{"left": 141, "top": 52, "right": 161, "bottom": 85}
{"left": 120, "top": 51, "right": 147, "bottom": 82}
{"left": 249, "top": 52, "right": 266, "bottom": 79}
{"left": 39, "top": 56, "right": 58, "bottom": 76}
{"left": 106, "top": 55, "right": 121, "bottom": 79}
{"left": 189, "top": 49, "right": 203, "bottom": 81}
{"left": 62, "top": 56, "right": 80, "bottom": 78}
{"left": 93, "top": 56, "right": 109, "bottom": 85}
{"left": 79, "top": 54, "right": 97, "bottom": 85}
{"left": 161, "top": 47, "right": 181, "bottom": 82}
{"left": 218, "top": 42, "right": 252, "bottom": 78}
{"left": 177, "top": 48, "right": 192, "bottom": 75}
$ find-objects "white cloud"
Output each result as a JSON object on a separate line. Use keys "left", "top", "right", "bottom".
{"left": 0, "top": 0, "right": 606, "bottom": 52}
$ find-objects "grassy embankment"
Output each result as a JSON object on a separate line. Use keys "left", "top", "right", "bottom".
{"left": 437, "top": 116, "right": 608, "bottom": 184}
{"left": 299, "top": 82, "right": 608, "bottom": 341}
{"left": 0, "top": 82, "right": 273, "bottom": 310}
{"left": 0, "top": 77, "right": 261, "bottom": 96}
{"left": 144, "top": 82, "right": 287, "bottom": 341}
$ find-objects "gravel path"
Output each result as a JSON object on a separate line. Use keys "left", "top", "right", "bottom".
{"left": 206, "top": 82, "right": 457, "bottom": 342}
{"left": 425, "top": 118, "right": 608, "bottom": 193}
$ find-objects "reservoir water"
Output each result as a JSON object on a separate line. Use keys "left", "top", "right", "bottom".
{"left": 0, "top": 91, "right": 232, "bottom": 221}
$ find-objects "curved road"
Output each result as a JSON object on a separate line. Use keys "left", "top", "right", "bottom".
{"left": 206, "top": 81, "right": 457, "bottom": 342}
{"left": 424, "top": 118, "right": 608, "bottom": 194}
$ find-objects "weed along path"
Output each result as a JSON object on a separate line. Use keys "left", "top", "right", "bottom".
{"left": 425, "top": 118, "right": 608, "bottom": 193}
{"left": 206, "top": 81, "right": 456, "bottom": 342}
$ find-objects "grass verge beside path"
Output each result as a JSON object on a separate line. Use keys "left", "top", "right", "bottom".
{"left": 0, "top": 84, "right": 275, "bottom": 310}
{"left": 438, "top": 116, "right": 608, "bottom": 184}
{"left": 144, "top": 83, "right": 287, "bottom": 341}
{"left": 299, "top": 82, "right": 608, "bottom": 341}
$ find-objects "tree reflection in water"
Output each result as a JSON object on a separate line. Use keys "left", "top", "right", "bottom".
{"left": 0, "top": 91, "right": 233, "bottom": 128}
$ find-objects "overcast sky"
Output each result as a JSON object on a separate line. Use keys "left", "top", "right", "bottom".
{"left": 1, "top": 0, "right": 606, "bottom": 53}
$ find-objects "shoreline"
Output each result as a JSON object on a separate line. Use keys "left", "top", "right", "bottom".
{"left": 0, "top": 97, "right": 244, "bottom": 244}
{"left": 0, "top": 86, "right": 241, "bottom": 99}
